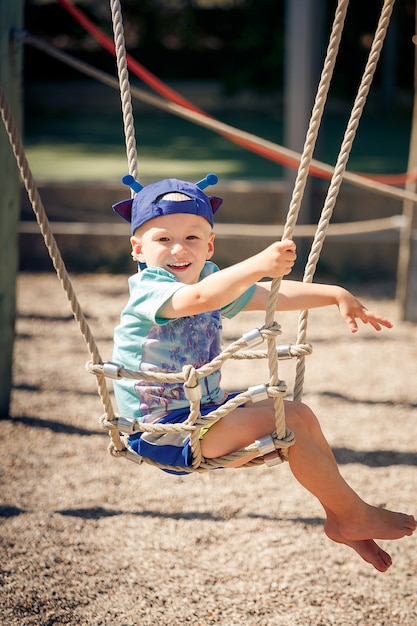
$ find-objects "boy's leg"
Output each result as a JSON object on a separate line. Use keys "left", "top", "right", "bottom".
{"left": 201, "top": 399, "right": 415, "bottom": 571}
{"left": 283, "top": 401, "right": 415, "bottom": 541}
{"left": 201, "top": 399, "right": 416, "bottom": 543}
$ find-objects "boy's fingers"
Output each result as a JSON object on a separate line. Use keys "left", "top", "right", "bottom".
{"left": 363, "top": 311, "right": 393, "bottom": 330}
{"left": 280, "top": 239, "right": 296, "bottom": 251}
{"left": 347, "top": 318, "right": 359, "bottom": 333}
{"left": 346, "top": 310, "right": 393, "bottom": 333}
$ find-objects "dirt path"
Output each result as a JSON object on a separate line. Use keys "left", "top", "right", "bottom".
{"left": 1, "top": 273, "right": 416, "bottom": 625}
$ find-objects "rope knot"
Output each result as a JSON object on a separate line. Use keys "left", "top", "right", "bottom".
{"left": 273, "top": 427, "right": 296, "bottom": 449}
{"left": 182, "top": 364, "right": 202, "bottom": 402}
{"left": 183, "top": 364, "right": 197, "bottom": 387}
{"left": 99, "top": 412, "right": 117, "bottom": 430}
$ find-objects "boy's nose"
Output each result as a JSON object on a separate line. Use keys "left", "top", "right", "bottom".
{"left": 171, "top": 242, "right": 187, "bottom": 256}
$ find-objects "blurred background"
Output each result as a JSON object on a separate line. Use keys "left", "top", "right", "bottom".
{"left": 23, "top": 0, "right": 415, "bottom": 179}
{"left": 20, "top": 0, "right": 416, "bottom": 280}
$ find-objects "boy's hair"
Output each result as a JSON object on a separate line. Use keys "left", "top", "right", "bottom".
{"left": 113, "top": 176, "right": 223, "bottom": 234}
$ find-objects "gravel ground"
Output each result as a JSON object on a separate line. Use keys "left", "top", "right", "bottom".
{"left": 1, "top": 273, "right": 416, "bottom": 625}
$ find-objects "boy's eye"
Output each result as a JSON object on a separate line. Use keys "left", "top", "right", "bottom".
{"left": 186, "top": 235, "right": 199, "bottom": 240}
{"left": 158, "top": 236, "right": 170, "bottom": 242}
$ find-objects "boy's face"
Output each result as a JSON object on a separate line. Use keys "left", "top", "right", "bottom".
{"left": 131, "top": 213, "right": 215, "bottom": 284}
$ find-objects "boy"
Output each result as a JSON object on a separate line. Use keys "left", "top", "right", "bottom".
{"left": 112, "top": 175, "right": 415, "bottom": 572}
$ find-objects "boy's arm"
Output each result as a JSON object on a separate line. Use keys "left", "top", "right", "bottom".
{"left": 246, "top": 281, "right": 393, "bottom": 333}
{"left": 158, "top": 240, "right": 296, "bottom": 319}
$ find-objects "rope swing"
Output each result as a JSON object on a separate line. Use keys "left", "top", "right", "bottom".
{"left": 0, "top": 0, "right": 399, "bottom": 472}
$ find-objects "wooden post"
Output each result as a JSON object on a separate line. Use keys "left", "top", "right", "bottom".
{"left": 0, "top": 0, "right": 24, "bottom": 415}
{"left": 396, "top": 5, "right": 417, "bottom": 322}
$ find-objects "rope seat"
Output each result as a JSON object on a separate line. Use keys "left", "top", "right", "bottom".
{"left": 0, "top": 0, "right": 397, "bottom": 473}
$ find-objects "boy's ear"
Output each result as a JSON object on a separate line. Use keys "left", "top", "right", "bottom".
{"left": 130, "top": 235, "right": 145, "bottom": 262}
{"left": 206, "top": 232, "right": 215, "bottom": 260}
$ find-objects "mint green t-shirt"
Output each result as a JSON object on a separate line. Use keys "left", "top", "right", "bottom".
{"left": 112, "top": 261, "right": 255, "bottom": 422}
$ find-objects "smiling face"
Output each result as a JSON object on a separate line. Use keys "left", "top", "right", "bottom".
{"left": 131, "top": 213, "right": 215, "bottom": 284}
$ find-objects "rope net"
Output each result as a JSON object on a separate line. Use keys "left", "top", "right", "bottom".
{"left": 1, "top": 0, "right": 399, "bottom": 472}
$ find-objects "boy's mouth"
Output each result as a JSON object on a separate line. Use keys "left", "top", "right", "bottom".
{"left": 168, "top": 262, "right": 191, "bottom": 271}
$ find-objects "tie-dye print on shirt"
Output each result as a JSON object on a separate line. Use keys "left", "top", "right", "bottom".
{"left": 112, "top": 262, "right": 256, "bottom": 422}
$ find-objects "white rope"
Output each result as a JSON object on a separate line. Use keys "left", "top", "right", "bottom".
{"left": 18, "top": 214, "right": 407, "bottom": 238}
{"left": 264, "top": 0, "right": 350, "bottom": 449}
{"left": 293, "top": 0, "right": 396, "bottom": 402}
{"left": 0, "top": 86, "right": 125, "bottom": 454}
{"left": 110, "top": 0, "right": 137, "bottom": 184}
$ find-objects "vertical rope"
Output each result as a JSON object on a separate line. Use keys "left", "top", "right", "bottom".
{"left": 264, "top": 0, "right": 350, "bottom": 445}
{"left": 292, "top": 0, "right": 396, "bottom": 402}
{"left": 0, "top": 87, "right": 124, "bottom": 450}
{"left": 109, "top": 0, "right": 138, "bottom": 183}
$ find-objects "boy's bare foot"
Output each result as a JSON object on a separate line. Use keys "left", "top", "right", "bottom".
{"left": 339, "top": 506, "right": 416, "bottom": 541}
{"left": 324, "top": 523, "right": 392, "bottom": 572}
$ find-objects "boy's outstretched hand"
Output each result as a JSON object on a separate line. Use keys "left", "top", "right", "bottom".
{"left": 336, "top": 290, "right": 393, "bottom": 333}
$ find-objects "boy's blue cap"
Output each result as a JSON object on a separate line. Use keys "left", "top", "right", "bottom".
{"left": 113, "top": 174, "right": 223, "bottom": 234}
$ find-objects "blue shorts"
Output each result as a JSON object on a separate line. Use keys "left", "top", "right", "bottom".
{"left": 128, "top": 395, "right": 237, "bottom": 475}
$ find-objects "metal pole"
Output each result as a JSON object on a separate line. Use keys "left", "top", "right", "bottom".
{"left": 396, "top": 3, "right": 417, "bottom": 322}
{"left": 284, "top": 0, "right": 324, "bottom": 239}
{"left": 0, "top": 0, "right": 24, "bottom": 415}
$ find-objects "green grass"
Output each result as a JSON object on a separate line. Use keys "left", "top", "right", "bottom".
{"left": 24, "top": 107, "right": 412, "bottom": 183}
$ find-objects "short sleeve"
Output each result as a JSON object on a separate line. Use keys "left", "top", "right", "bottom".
{"left": 128, "top": 267, "right": 185, "bottom": 325}
{"left": 200, "top": 261, "right": 256, "bottom": 319}
{"left": 131, "top": 263, "right": 255, "bottom": 323}
{"left": 220, "top": 283, "right": 256, "bottom": 318}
